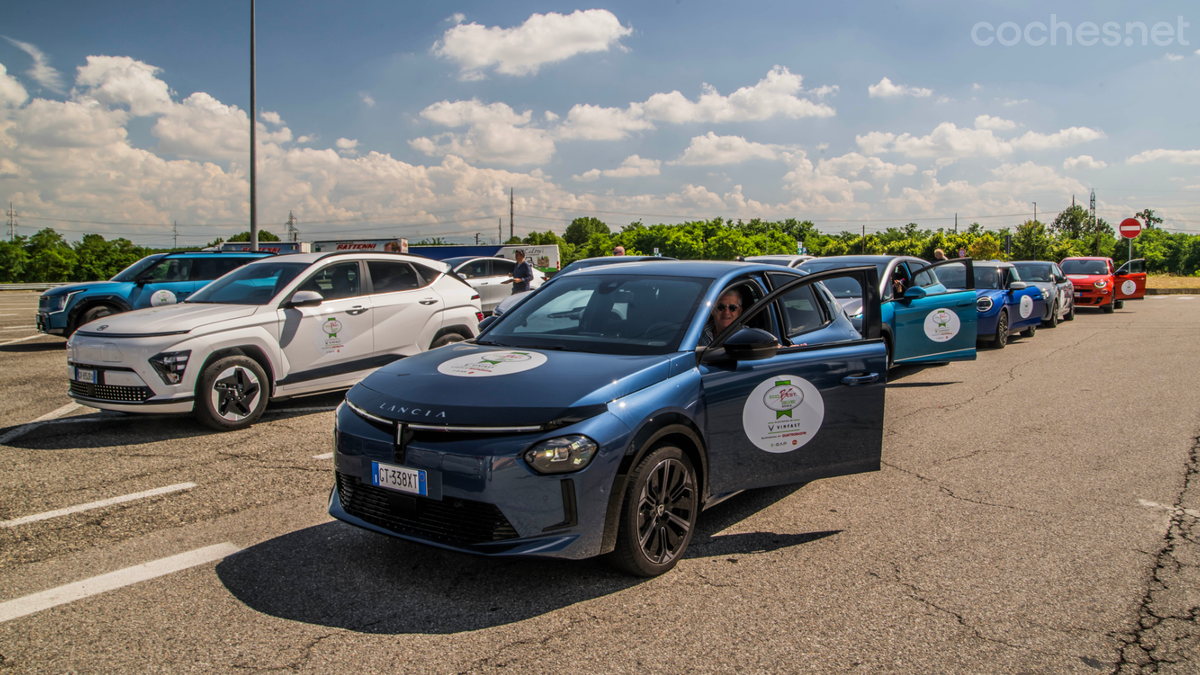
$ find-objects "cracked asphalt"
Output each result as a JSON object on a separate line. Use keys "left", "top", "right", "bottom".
{"left": 0, "top": 292, "right": 1197, "bottom": 673}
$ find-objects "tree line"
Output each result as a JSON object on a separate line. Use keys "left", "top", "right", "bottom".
{"left": 3, "top": 206, "right": 1197, "bottom": 283}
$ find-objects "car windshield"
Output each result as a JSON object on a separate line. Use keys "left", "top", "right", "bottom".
{"left": 1061, "top": 260, "right": 1109, "bottom": 275}
{"left": 1013, "top": 263, "right": 1053, "bottom": 282}
{"left": 933, "top": 263, "right": 968, "bottom": 289}
{"left": 109, "top": 254, "right": 165, "bottom": 282}
{"left": 186, "top": 261, "right": 309, "bottom": 305}
{"left": 974, "top": 268, "right": 1005, "bottom": 290}
{"left": 482, "top": 274, "right": 709, "bottom": 355}
{"left": 818, "top": 277, "right": 863, "bottom": 298}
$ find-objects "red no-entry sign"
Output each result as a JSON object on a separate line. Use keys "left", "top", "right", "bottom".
{"left": 1119, "top": 218, "right": 1142, "bottom": 239}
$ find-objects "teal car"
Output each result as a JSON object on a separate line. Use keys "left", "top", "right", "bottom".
{"left": 799, "top": 256, "right": 977, "bottom": 367}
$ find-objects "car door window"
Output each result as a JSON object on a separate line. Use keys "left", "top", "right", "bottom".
{"left": 458, "top": 260, "right": 490, "bottom": 279}
{"left": 298, "top": 262, "right": 363, "bottom": 301}
{"left": 145, "top": 258, "right": 193, "bottom": 283}
{"left": 367, "top": 261, "right": 424, "bottom": 294}
{"left": 766, "top": 272, "right": 828, "bottom": 338}
{"left": 190, "top": 257, "right": 246, "bottom": 281}
{"left": 911, "top": 262, "right": 939, "bottom": 288}
{"left": 492, "top": 259, "right": 517, "bottom": 277}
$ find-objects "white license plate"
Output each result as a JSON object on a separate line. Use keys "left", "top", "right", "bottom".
{"left": 371, "top": 461, "right": 427, "bottom": 496}
{"left": 75, "top": 368, "right": 96, "bottom": 384}
{"left": 1073, "top": 292, "right": 1082, "bottom": 298}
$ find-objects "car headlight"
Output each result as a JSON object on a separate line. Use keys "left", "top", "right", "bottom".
{"left": 1041, "top": 289, "right": 1049, "bottom": 299}
{"left": 148, "top": 350, "right": 191, "bottom": 385}
{"left": 977, "top": 296, "right": 994, "bottom": 312}
{"left": 524, "top": 435, "right": 598, "bottom": 474}
{"left": 47, "top": 292, "right": 80, "bottom": 312}
{"left": 1094, "top": 280, "right": 1107, "bottom": 289}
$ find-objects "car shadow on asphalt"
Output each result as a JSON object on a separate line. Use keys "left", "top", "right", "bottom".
{"left": 0, "top": 339, "right": 64, "bottom": 353}
{"left": 215, "top": 483, "right": 835, "bottom": 634}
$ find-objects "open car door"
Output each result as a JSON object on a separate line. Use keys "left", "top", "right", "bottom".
{"left": 891, "top": 258, "right": 977, "bottom": 364}
{"left": 1115, "top": 258, "right": 1147, "bottom": 301}
{"left": 699, "top": 266, "right": 887, "bottom": 496}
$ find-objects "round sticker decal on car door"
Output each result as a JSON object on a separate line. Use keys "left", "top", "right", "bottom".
{"left": 1019, "top": 295, "right": 1033, "bottom": 318}
{"left": 438, "top": 350, "right": 549, "bottom": 377}
{"left": 150, "top": 290, "right": 177, "bottom": 306}
{"left": 1121, "top": 280, "right": 1136, "bottom": 295}
{"left": 741, "top": 376, "right": 825, "bottom": 453}
{"left": 923, "top": 308, "right": 960, "bottom": 342}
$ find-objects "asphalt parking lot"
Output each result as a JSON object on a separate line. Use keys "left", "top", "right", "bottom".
{"left": 0, "top": 291, "right": 1197, "bottom": 674}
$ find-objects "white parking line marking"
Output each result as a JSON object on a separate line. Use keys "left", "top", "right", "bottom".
{"left": 32, "top": 403, "right": 81, "bottom": 423}
{"left": 0, "top": 326, "right": 36, "bottom": 331}
{"left": 1, "top": 483, "right": 197, "bottom": 528}
{"left": 1179, "top": 297, "right": 1194, "bottom": 300}
{"left": 312, "top": 452, "right": 334, "bottom": 460}
{"left": 0, "top": 543, "right": 240, "bottom": 623}
{"left": 1139, "top": 499, "right": 1200, "bottom": 519}
{"left": 0, "top": 334, "right": 50, "bottom": 347}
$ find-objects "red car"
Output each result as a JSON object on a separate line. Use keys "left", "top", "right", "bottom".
{"left": 1060, "top": 257, "right": 1147, "bottom": 313}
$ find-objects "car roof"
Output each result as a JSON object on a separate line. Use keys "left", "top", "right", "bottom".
{"left": 567, "top": 259, "right": 806, "bottom": 280}
{"left": 243, "top": 252, "right": 446, "bottom": 267}
{"left": 802, "top": 255, "right": 913, "bottom": 263}
{"left": 972, "top": 261, "right": 1013, "bottom": 268}
{"left": 1062, "top": 256, "right": 1109, "bottom": 261}
{"left": 164, "top": 251, "right": 273, "bottom": 257}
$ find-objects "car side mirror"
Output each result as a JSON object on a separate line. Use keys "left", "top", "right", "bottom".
{"left": 288, "top": 290, "right": 324, "bottom": 308}
{"left": 902, "top": 286, "right": 927, "bottom": 300}
{"left": 136, "top": 276, "right": 153, "bottom": 286}
{"left": 1008, "top": 281, "right": 1027, "bottom": 291}
{"left": 477, "top": 315, "right": 498, "bottom": 332}
{"left": 723, "top": 327, "right": 780, "bottom": 361}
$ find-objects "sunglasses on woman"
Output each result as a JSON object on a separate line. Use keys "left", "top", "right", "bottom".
{"left": 715, "top": 303, "right": 741, "bottom": 312}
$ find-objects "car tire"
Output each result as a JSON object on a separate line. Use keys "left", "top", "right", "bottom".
{"left": 607, "top": 445, "right": 699, "bottom": 577}
{"left": 994, "top": 309, "right": 1009, "bottom": 349}
{"left": 193, "top": 356, "right": 268, "bottom": 432}
{"left": 1114, "top": 299, "right": 1124, "bottom": 310}
{"left": 430, "top": 333, "right": 465, "bottom": 349}
{"left": 1102, "top": 299, "right": 1115, "bottom": 314}
{"left": 71, "top": 304, "right": 116, "bottom": 336}
{"left": 883, "top": 336, "right": 894, "bottom": 369}
{"left": 1043, "top": 301, "right": 1059, "bottom": 328}
{"left": 1064, "top": 300, "right": 1075, "bottom": 321}
{"left": 1021, "top": 323, "right": 1036, "bottom": 338}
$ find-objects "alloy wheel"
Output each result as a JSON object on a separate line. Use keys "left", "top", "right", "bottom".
{"left": 210, "top": 366, "right": 262, "bottom": 422}
{"left": 636, "top": 458, "right": 696, "bottom": 565}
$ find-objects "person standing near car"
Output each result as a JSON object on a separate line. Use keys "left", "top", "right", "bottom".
{"left": 501, "top": 249, "right": 535, "bottom": 294}
{"left": 613, "top": 245, "right": 625, "bottom": 256}
{"left": 932, "top": 248, "right": 947, "bottom": 262}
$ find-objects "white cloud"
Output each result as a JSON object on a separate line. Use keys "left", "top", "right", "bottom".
{"left": 556, "top": 103, "right": 652, "bottom": 140}
{"left": 858, "top": 122, "right": 1103, "bottom": 159}
{"left": 0, "top": 63, "right": 29, "bottom": 109}
{"left": 543, "top": 110, "right": 559, "bottom": 122}
{"left": 669, "top": 133, "right": 790, "bottom": 166}
{"left": 1063, "top": 155, "right": 1107, "bottom": 171}
{"left": 1162, "top": 53, "right": 1184, "bottom": 62}
{"left": 410, "top": 99, "right": 554, "bottom": 165}
{"left": 807, "top": 84, "right": 839, "bottom": 99}
{"left": 573, "top": 155, "right": 661, "bottom": 182}
{"left": 817, "top": 152, "right": 917, "bottom": 182}
{"left": 974, "top": 114, "right": 1017, "bottom": 131}
{"left": 12, "top": 98, "right": 129, "bottom": 148}
{"left": 3, "top": 37, "right": 66, "bottom": 94}
{"left": 335, "top": 138, "right": 358, "bottom": 157}
{"left": 359, "top": 92, "right": 375, "bottom": 108}
{"left": 433, "top": 9, "right": 631, "bottom": 80}
{"left": 74, "top": 56, "right": 173, "bottom": 116}
{"left": 868, "top": 77, "right": 932, "bottom": 98}
{"left": 972, "top": 83, "right": 983, "bottom": 91}
{"left": 152, "top": 92, "right": 250, "bottom": 160}
{"left": 261, "top": 110, "right": 282, "bottom": 125}
{"left": 1000, "top": 98, "right": 1029, "bottom": 106}
{"left": 643, "top": 66, "right": 835, "bottom": 123}
{"left": 446, "top": 13, "right": 465, "bottom": 24}
{"left": 1126, "top": 149, "right": 1200, "bottom": 165}
{"left": 554, "top": 66, "right": 835, "bottom": 141}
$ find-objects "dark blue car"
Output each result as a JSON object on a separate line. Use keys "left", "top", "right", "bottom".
{"left": 36, "top": 251, "right": 272, "bottom": 337}
{"left": 330, "top": 260, "right": 888, "bottom": 576}
{"left": 937, "top": 261, "right": 1044, "bottom": 348}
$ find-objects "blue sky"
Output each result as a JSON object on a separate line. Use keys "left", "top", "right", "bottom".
{"left": 0, "top": 0, "right": 1197, "bottom": 247}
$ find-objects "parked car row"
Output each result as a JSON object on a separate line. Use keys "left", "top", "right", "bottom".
{"left": 44, "top": 250, "right": 1148, "bottom": 578}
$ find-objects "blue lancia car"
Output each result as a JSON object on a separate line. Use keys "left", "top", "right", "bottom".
{"left": 798, "top": 255, "right": 978, "bottom": 367}
{"left": 330, "top": 260, "right": 887, "bottom": 576}
{"left": 936, "top": 260, "right": 1045, "bottom": 347}
{"left": 36, "top": 251, "right": 273, "bottom": 337}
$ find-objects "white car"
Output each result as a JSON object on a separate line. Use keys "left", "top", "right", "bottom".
{"left": 441, "top": 256, "right": 544, "bottom": 314}
{"left": 66, "top": 252, "right": 483, "bottom": 430}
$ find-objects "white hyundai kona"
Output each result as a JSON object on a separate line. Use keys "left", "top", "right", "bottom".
{"left": 66, "top": 252, "right": 483, "bottom": 431}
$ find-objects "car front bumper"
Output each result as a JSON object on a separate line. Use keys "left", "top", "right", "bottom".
{"left": 328, "top": 401, "right": 632, "bottom": 560}
{"left": 36, "top": 311, "right": 66, "bottom": 335}
{"left": 66, "top": 333, "right": 204, "bottom": 413}
{"left": 1073, "top": 288, "right": 1112, "bottom": 306}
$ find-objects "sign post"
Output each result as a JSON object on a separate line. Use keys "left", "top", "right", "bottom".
{"left": 1119, "top": 218, "right": 1142, "bottom": 263}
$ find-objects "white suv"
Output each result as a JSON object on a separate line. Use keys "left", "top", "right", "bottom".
{"left": 66, "top": 252, "right": 483, "bottom": 430}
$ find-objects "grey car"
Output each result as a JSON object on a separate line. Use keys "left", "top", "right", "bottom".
{"left": 1011, "top": 261, "right": 1075, "bottom": 327}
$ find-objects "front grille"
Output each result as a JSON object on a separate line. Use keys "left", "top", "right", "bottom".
{"left": 69, "top": 381, "right": 151, "bottom": 402}
{"left": 39, "top": 297, "right": 51, "bottom": 311}
{"left": 337, "top": 472, "right": 518, "bottom": 546}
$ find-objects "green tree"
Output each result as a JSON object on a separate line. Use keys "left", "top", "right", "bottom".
{"left": 0, "top": 237, "right": 30, "bottom": 282}
{"left": 1135, "top": 208, "right": 1163, "bottom": 231}
{"left": 563, "top": 217, "right": 610, "bottom": 246}
{"left": 1011, "top": 220, "right": 1051, "bottom": 261}
{"left": 968, "top": 233, "right": 1003, "bottom": 261}
{"left": 25, "top": 228, "right": 78, "bottom": 282}
{"left": 227, "top": 229, "right": 281, "bottom": 242}
{"left": 412, "top": 237, "right": 451, "bottom": 245}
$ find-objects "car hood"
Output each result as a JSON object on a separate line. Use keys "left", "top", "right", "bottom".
{"left": 1066, "top": 273, "right": 1108, "bottom": 283}
{"left": 41, "top": 281, "right": 122, "bottom": 298}
{"left": 349, "top": 343, "right": 675, "bottom": 428}
{"left": 835, "top": 297, "right": 863, "bottom": 317}
{"left": 492, "top": 290, "right": 533, "bottom": 317}
{"left": 75, "top": 303, "right": 259, "bottom": 335}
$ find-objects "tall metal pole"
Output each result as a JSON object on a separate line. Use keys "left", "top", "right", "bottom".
{"left": 509, "top": 188, "right": 514, "bottom": 242}
{"left": 249, "top": 0, "right": 258, "bottom": 251}
{"left": 1032, "top": 202, "right": 1036, "bottom": 224}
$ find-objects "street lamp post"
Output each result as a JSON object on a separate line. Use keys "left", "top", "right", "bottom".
{"left": 249, "top": 0, "right": 258, "bottom": 251}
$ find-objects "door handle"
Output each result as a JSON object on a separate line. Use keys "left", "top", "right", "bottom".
{"left": 956, "top": 300, "right": 973, "bottom": 306}
{"left": 841, "top": 373, "right": 879, "bottom": 386}
{"left": 347, "top": 306, "right": 370, "bottom": 315}
{"left": 419, "top": 298, "right": 439, "bottom": 305}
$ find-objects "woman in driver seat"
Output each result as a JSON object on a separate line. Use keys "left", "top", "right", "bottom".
{"left": 698, "top": 288, "right": 745, "bottom": 346}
